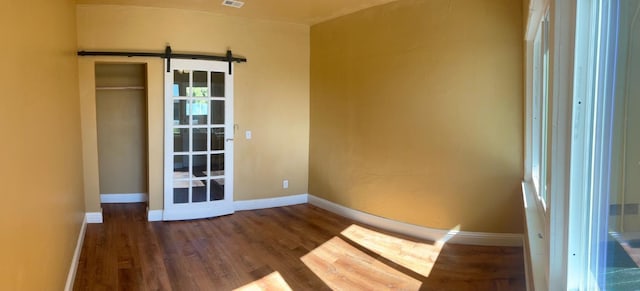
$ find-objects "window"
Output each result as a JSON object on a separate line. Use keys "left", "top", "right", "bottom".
{"left": 531, "top": 11, "right": 551, "bottom": 208}
{"left": 567, "top": 0, "right": 630, "bottom": 289}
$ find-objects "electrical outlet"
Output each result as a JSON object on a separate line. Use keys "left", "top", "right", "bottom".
{"left": 245, "top": 130, "right": 252, "bottom": 140}
{"left": 283, "top": 179, "right": 289, "bottom": 189}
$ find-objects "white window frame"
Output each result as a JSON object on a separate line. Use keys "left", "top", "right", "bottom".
{"left": 566, "top": 0, "right": 619, "bottom": 289}
{"left": 523, "top": 1, "right": 553, "bottom": 289}
{"left": 523, "top": 0, "right": 576, "bottom": 290}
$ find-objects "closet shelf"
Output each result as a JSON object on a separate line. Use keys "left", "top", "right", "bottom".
{"left": 96, "top": 86, "right": 145, "bottom": 91}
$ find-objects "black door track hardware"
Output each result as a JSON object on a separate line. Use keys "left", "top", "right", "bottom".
{"left": 77, "top": 45, "right": 247, "bottom": 74}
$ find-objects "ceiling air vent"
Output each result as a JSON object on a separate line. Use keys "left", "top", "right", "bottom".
{"left": 222, "top": 0, "right": 244, "bottom": 8}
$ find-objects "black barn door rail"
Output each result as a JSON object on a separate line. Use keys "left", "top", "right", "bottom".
{"left": 77, "top": 46, "right": 247, "bottom": 74}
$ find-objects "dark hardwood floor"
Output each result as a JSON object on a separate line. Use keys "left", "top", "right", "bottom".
{"left": 73, "top": 203, "right": 525, "bottom": 290}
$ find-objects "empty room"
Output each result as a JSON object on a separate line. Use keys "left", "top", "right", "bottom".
{"left": 2, "top": 0, "right": 638, "bottom": 290}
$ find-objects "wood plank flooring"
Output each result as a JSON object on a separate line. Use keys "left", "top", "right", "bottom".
{"left": 73, "top": 203, "right": 525, "bottom": 290}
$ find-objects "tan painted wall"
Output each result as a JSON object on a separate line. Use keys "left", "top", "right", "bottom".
{"left": 95, "top": 64, "right": 148, "bottom": 195}
{"left": 0, "top": 0, "right": 85, "bottom": 289}
{"left": 309, "top": 0, "right": 524, "bottom": 233}
{"left": 77, "top": 5, "right": 310, "bottom": 212}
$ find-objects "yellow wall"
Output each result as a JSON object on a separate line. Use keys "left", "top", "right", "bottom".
{"left": 0, "top": 0, "right": 85, "bottom": 289}
{"left": 77, "top": 5, "right": 310, "bottom": 212}
{"left": 309, "top": 0, "right": 524, "bottom": 233}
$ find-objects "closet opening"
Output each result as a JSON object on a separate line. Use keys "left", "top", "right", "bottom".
{"left": 95, "top": 63, "right": 149, "bottom": 204}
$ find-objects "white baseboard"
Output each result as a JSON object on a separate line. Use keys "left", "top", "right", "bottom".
{"left": 451, "top": 230, "right": 523, "bottom": 246}
{"left": 163, "top": 204, "right": 235, "bottom": 221}
{"left": 100, "top": 193, "right": 148, "bottom": 203}
{"left": 95, "top": 192, "right": 522, "bottom": 246}
{"left": 148, "top": 209, "right": 163, "bottom": 221}
{"left": 308, "top": 194, "right": 523, "bottom": 247}
{"left": 85, "top": 212, "right": 103, "bottom": 224}
{"left": 234, "top": 194, "right": 308, "bottom": 211}
{"left": 65, "top": 215, "right": 87, "bottom": 291}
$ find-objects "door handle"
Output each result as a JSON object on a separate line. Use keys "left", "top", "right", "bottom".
{"left": 226, "top": 138, "right": 234, "bottom": 142}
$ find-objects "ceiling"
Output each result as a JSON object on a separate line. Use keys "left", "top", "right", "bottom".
{"left": 75, "top": 0, "right": 401, "bottom": 25}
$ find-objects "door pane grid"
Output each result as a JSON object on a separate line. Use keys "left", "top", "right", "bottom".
{"left": 171, "top": 69, "right": 227, "bottom": 204}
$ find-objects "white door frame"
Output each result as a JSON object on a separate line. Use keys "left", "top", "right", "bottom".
{"left": 163, "top": 59, "right": 234, "bottom": 220}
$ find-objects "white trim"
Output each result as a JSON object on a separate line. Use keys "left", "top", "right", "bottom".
{"left": 307, "top": 195, "right": 523, "bottom": 247}
{"left": 527, "top": 0, "right": 552, "bottom": 40}
{"left": 148, "top": 209, "right": 163, "bottom": 221}
{"left": 234, "top": 194, "right": 308, "bottom": 211}
{"left": 100, "top": 193, "right": 148, "bottom": 203}
{"left": 85, "top": 212, "right": 103, "bottom": 224}
{"left": 65, "top": 215, "right": 87, "bottom": 291}
{"left": 162, "top": 204, "right": 234, "bottom": 221}
{"left": 547, "top": 1, "right": 576, "bottom": 290}
{"left": 566, "top": 1, "right": 609, "bottom": 289}
{"left": 522, "top": 181, "right": 549, "bottom": 291}
{"left": 524, "top": 39, "right": 534, "bottom": 183}
{"left": 567, "top": 2, "right": 620, "bottom": 289}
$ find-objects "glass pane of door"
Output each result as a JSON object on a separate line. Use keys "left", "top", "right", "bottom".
{"left": 171, "top": 69, "right": 225, "bottom": 204}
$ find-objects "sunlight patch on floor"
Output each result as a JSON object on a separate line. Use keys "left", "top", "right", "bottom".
{"left": 233, "top": 271, "right": 292, "bottom": 291}
{"left": 341, "top": 224, "right": 444, "bottom": 277}
{"left": 301, "top": 237, "right": 422, "bottom": 290}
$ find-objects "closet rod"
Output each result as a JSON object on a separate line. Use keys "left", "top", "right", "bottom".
{"left": 77, "top": 46, "right": 247, "bottom": 74}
